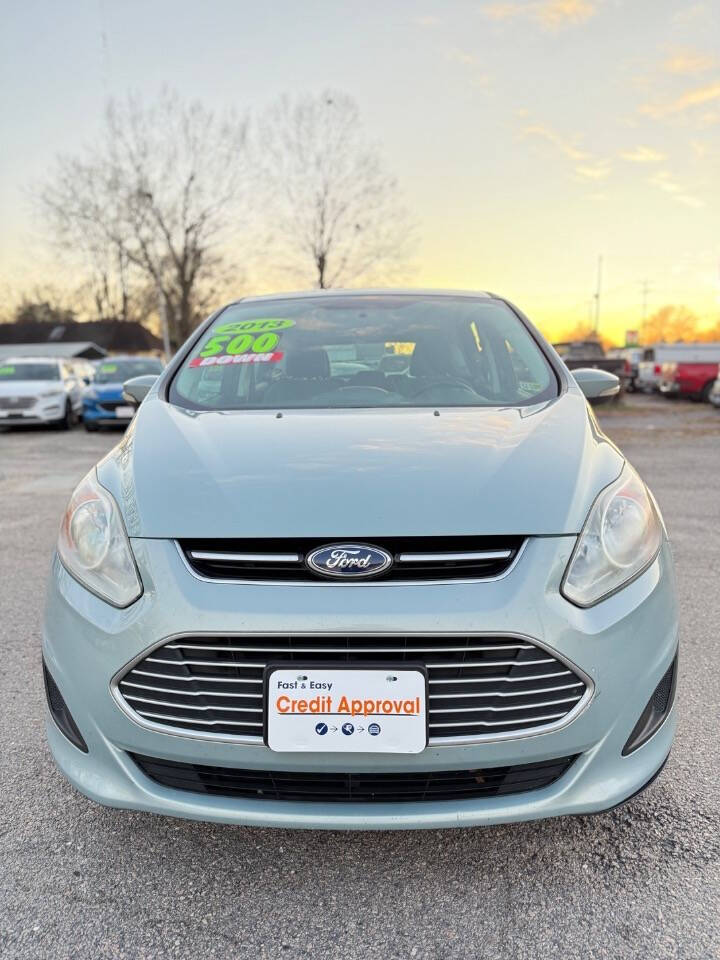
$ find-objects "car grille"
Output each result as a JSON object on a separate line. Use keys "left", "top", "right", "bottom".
{"left": 179, "top": 536, "right": 525, "bottom": 583}
{"left": 131, "top": 753, "right": 577, "bottom": 802}
{"left": 0, "top": 396, "right": 35, "bottom": 410}
{"left": 116, "top": 634, "right": 589, "bottom": 744}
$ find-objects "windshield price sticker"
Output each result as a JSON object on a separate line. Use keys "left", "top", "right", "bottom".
{"left": 189, "top": 317, "right": 295, "bottom": 368}
{"left": 266, "top": 667, "right": 427, "bottom": 754}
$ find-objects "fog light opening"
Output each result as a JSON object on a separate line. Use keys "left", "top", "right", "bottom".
{"left": 622, "top": 654, "right": 677, "bottom": 756}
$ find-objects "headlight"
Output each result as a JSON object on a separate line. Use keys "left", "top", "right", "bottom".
{"left": 561, "top": 464, "right": 662, "bottom": 607}
{"left": 57, "top": 470, "right": 142, "bottom": 607}
{"left": 40, "top": 390, "right": 65, "bottom": 398}
{"left": 84, "top": 388, "right": 98, "bottom": 401}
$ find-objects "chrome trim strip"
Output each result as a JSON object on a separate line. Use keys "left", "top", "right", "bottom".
{"left": 189, "top": 550, "right": 301, "bottom": 563}
{"left": 428, "top": 670, "right": 570, "bottom": 685}
{"left": 145, "top": 654, "right": 555, "bottom": 670}
{"left": 428, "top": 694, "right": 582, "bottom": 714}
{"left": 164, "top": 641, "right": 534, "bottom": 653}
{"left": 110, "top": 630, "right": 595, "bottom": 748}
{"left": 123, "top": 694, "right": 261, "bottom": 712}
{"left": 430, "top": 711, "right": 567, "bottom": 728}
{"left": 174, "top": 539, "right": 529, "bottom": 586}
{"left": 398, "top": 549, "right": 513, "bottom": 562}
{"left": 120, "top": 680, "right": 261, "bottom": 699}
{"left": 430, "top": 681, "right": 584, "bottom": 700}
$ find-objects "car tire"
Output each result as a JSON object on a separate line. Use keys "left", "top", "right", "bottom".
{"left": 701, "top": 381, "right": 714, "bottom": 403}
{"left": 84, "top": 420, "right": 98, "bottom": 432}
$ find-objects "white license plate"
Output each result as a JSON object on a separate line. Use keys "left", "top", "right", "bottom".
{"left": 115, "top": 405, "right": 135, "bottom": 419}
{"left": 266, "top": 667, "right": 427, "bottom": 753}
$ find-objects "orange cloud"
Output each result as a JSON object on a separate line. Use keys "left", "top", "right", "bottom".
{"left": 642, "top": 82, "right": 720, "bottom": 117}
{"left": 663, "top": 52, "right": 716, "bottom": 75}
{"left": 484, "top": 0, "right": 597, "bottom": 28}
{"left": 523, "top": 124, "right": 589, "bottom": 161}
{"left": 620, "top": 145, "right": 665, "bottom": 164}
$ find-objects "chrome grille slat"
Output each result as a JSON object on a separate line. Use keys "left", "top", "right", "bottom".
{"left": 146, "top": 655, "right": 556, "bottom": 670}
{"left": 123, "top": 694, "right": 261, "bottom": 713}
{"left": 116, "top": 635, "right": 589, "bottom": 743}
{"left": 131, "top": 669, "right": 263, "bottom": 685}
{"left": 133, "top": 710, "right": 263, "bottom": 727}
{"left": 120, "top": 680, "right": 263, "bottom": 699}
{"left": 429, "top": 711, "right": 568, "bottom": 728}
{"left": 430, "top": 681, "right": 584, "bottom": 700}
{"left": 428, "top": 670, "right": 572, "bottom": 685}
{"left": 164, "top": 642, "right": 535, "bottom": 653}
{"left": 429, "top": 694, "right": 582, "bottom": 714}
{"left": 179, "top": 537, "right": 525, "bottom": 583}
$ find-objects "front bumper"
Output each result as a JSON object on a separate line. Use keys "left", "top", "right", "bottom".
{"left": 83, "top": 403, "right": 132, "bottom": 426}
{"left": 43, "top": 535, "right": 679, "bottom": 829}
{"left": 0, "top": 400, "right": 66, "bottom": 423}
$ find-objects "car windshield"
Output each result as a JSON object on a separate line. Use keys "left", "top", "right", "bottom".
{"left": 94, "top": 359, "right": 163, "bottom": 383}
{"left": 0, "top": 362, "right": 59, "bottom": 381}
{"left": 170, "top": 295, "right": 558, "bottom": 411}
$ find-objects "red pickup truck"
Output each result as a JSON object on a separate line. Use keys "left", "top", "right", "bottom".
{"left": 660, "top": 360, "right": 720, "bottom": 401}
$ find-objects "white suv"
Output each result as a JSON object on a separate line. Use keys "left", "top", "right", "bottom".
{"left": 0, "top": 357, "right": 83, "bottom": 428}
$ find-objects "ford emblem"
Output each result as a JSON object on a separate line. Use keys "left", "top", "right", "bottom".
{"left": 306, "top": 543, "right": 393, "bottom": 580}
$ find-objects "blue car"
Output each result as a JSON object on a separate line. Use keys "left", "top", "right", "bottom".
{"left": 43, "top": 290, "right": 678, "bottom": 829}
{"left": 82, "top": 356, "right": 164, "bottom": 430}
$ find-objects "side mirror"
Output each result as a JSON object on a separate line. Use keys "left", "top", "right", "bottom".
{"left": 573, "top": 368, "right": 620, "bottom": 400}
{"left": 122, "top": 374, "right": 158, "bottom": 406}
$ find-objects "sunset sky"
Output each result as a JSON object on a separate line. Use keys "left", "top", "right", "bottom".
{"left": 1, "top": 0, "right": 719, "bottom": 342}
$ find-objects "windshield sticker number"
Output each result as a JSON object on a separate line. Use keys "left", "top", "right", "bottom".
{"left": 0, "top": 366, "right": 15, "bottom": 375}
{"left": 189, "top": 318, "right": 294, "bottom": 368}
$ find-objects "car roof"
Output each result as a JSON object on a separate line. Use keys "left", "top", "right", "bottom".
{"left": 2, "top": 356, "right": 61, "bottom": 364}
{"left": 233, "top": 288, "right": 495, "bottom": 305}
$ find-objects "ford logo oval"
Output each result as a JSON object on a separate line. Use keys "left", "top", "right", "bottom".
{"left": 306, "top": 543, "right": 393, "bottom": 580}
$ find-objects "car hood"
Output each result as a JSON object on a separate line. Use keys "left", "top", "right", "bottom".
{"left": 0, "top": 379, "right": 62, "bottom": 396}
{"left": 97, "top": 392, "right": 623, "bottom": 538}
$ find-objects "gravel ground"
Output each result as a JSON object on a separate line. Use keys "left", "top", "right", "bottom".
{"left": 1, "top": 396, "right": 718, "bottom": 960}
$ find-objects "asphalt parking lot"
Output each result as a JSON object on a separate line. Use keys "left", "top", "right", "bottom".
{"left": 1, "top": 395, "right": 718, "bottom": 960}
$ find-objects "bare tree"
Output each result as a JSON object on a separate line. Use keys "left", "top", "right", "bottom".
{"left": 39, "top": 92, "right": 252, "bottom": 348}
{"left": 260, "top": 91, "right": 416, "bottom": 289}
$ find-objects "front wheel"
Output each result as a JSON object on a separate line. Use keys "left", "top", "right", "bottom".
{"left": 84, "top": 419, "right": 98, "bottom": 432}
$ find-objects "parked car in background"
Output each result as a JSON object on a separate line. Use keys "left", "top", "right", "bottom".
{"left": 607, "top": 347, "right": 642, "bottom": 392}
{"left": 657, "top": 343, "right": 720, "bottom": 401}
{"left": 83, "top": 356, "right": 164, "bottom": 430}
{"left": 709, "top": 376, "right": 720, "bottom": 409}
{"left": 553, "top": 340, "right": 630, "bottom": 397}
{"left": 638, "top": 343, "right": 720, "bottom": 394}
{"left": 0, "top": 357, "right": 83, "bottom": 428}
{"left": 44, "top": 289, "right": 677, "bottom": 830}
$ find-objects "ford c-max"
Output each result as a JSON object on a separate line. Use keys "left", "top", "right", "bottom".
{"left": 43, "top": 290, "right": 678, "bottom": 829}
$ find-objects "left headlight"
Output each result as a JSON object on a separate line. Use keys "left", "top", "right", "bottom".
{"left": 561, "top": 464, "right": 662, "bottom": 608}
{"left": 57, "top": 470, "right": 143, "bottom": 607}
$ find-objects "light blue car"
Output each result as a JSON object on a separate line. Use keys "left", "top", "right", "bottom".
{"left": 43, "top": 290, "right": 678, "bottom": 829}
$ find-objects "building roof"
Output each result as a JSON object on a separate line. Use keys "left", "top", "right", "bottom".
{"left": 0, "top": 319, "right": 163, "bottom": 354}
{"left": 0, "top": 341, "right": 107, "bottom": 359}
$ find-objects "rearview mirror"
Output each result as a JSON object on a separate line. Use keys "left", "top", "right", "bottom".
{"left": 122, "top": 374, "right": 158, "bottom": 406}
{"left": 572, "top": 368, "right": 620, "bottom": 400}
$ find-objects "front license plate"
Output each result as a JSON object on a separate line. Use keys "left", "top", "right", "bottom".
{"left": 265, "top": 666, "right": 428, "bottom": 754}
{"left": 115, "top": 405, "right": 135, "bottom": 419}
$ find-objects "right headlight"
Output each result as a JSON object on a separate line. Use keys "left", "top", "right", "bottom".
{"left": 57, "top": 469, "right": 142, "bottom": 607}
{"left": 561, "top": 464, "right": 663, "bottom": 607}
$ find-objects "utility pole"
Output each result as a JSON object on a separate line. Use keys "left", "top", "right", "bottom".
{"left": 593, "top": 255, "right": 603, "bottom": 335}
{"left": 640, "top": 279, "right": 652, "bottom": 323}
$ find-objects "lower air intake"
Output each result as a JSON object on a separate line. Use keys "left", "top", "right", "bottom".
{"left": 131, "top": 753, "right": 577, "bottom": 803}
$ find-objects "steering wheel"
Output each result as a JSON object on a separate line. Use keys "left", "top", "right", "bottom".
{"left": 411, "top": 377, "right": 479, "bottom": 399}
